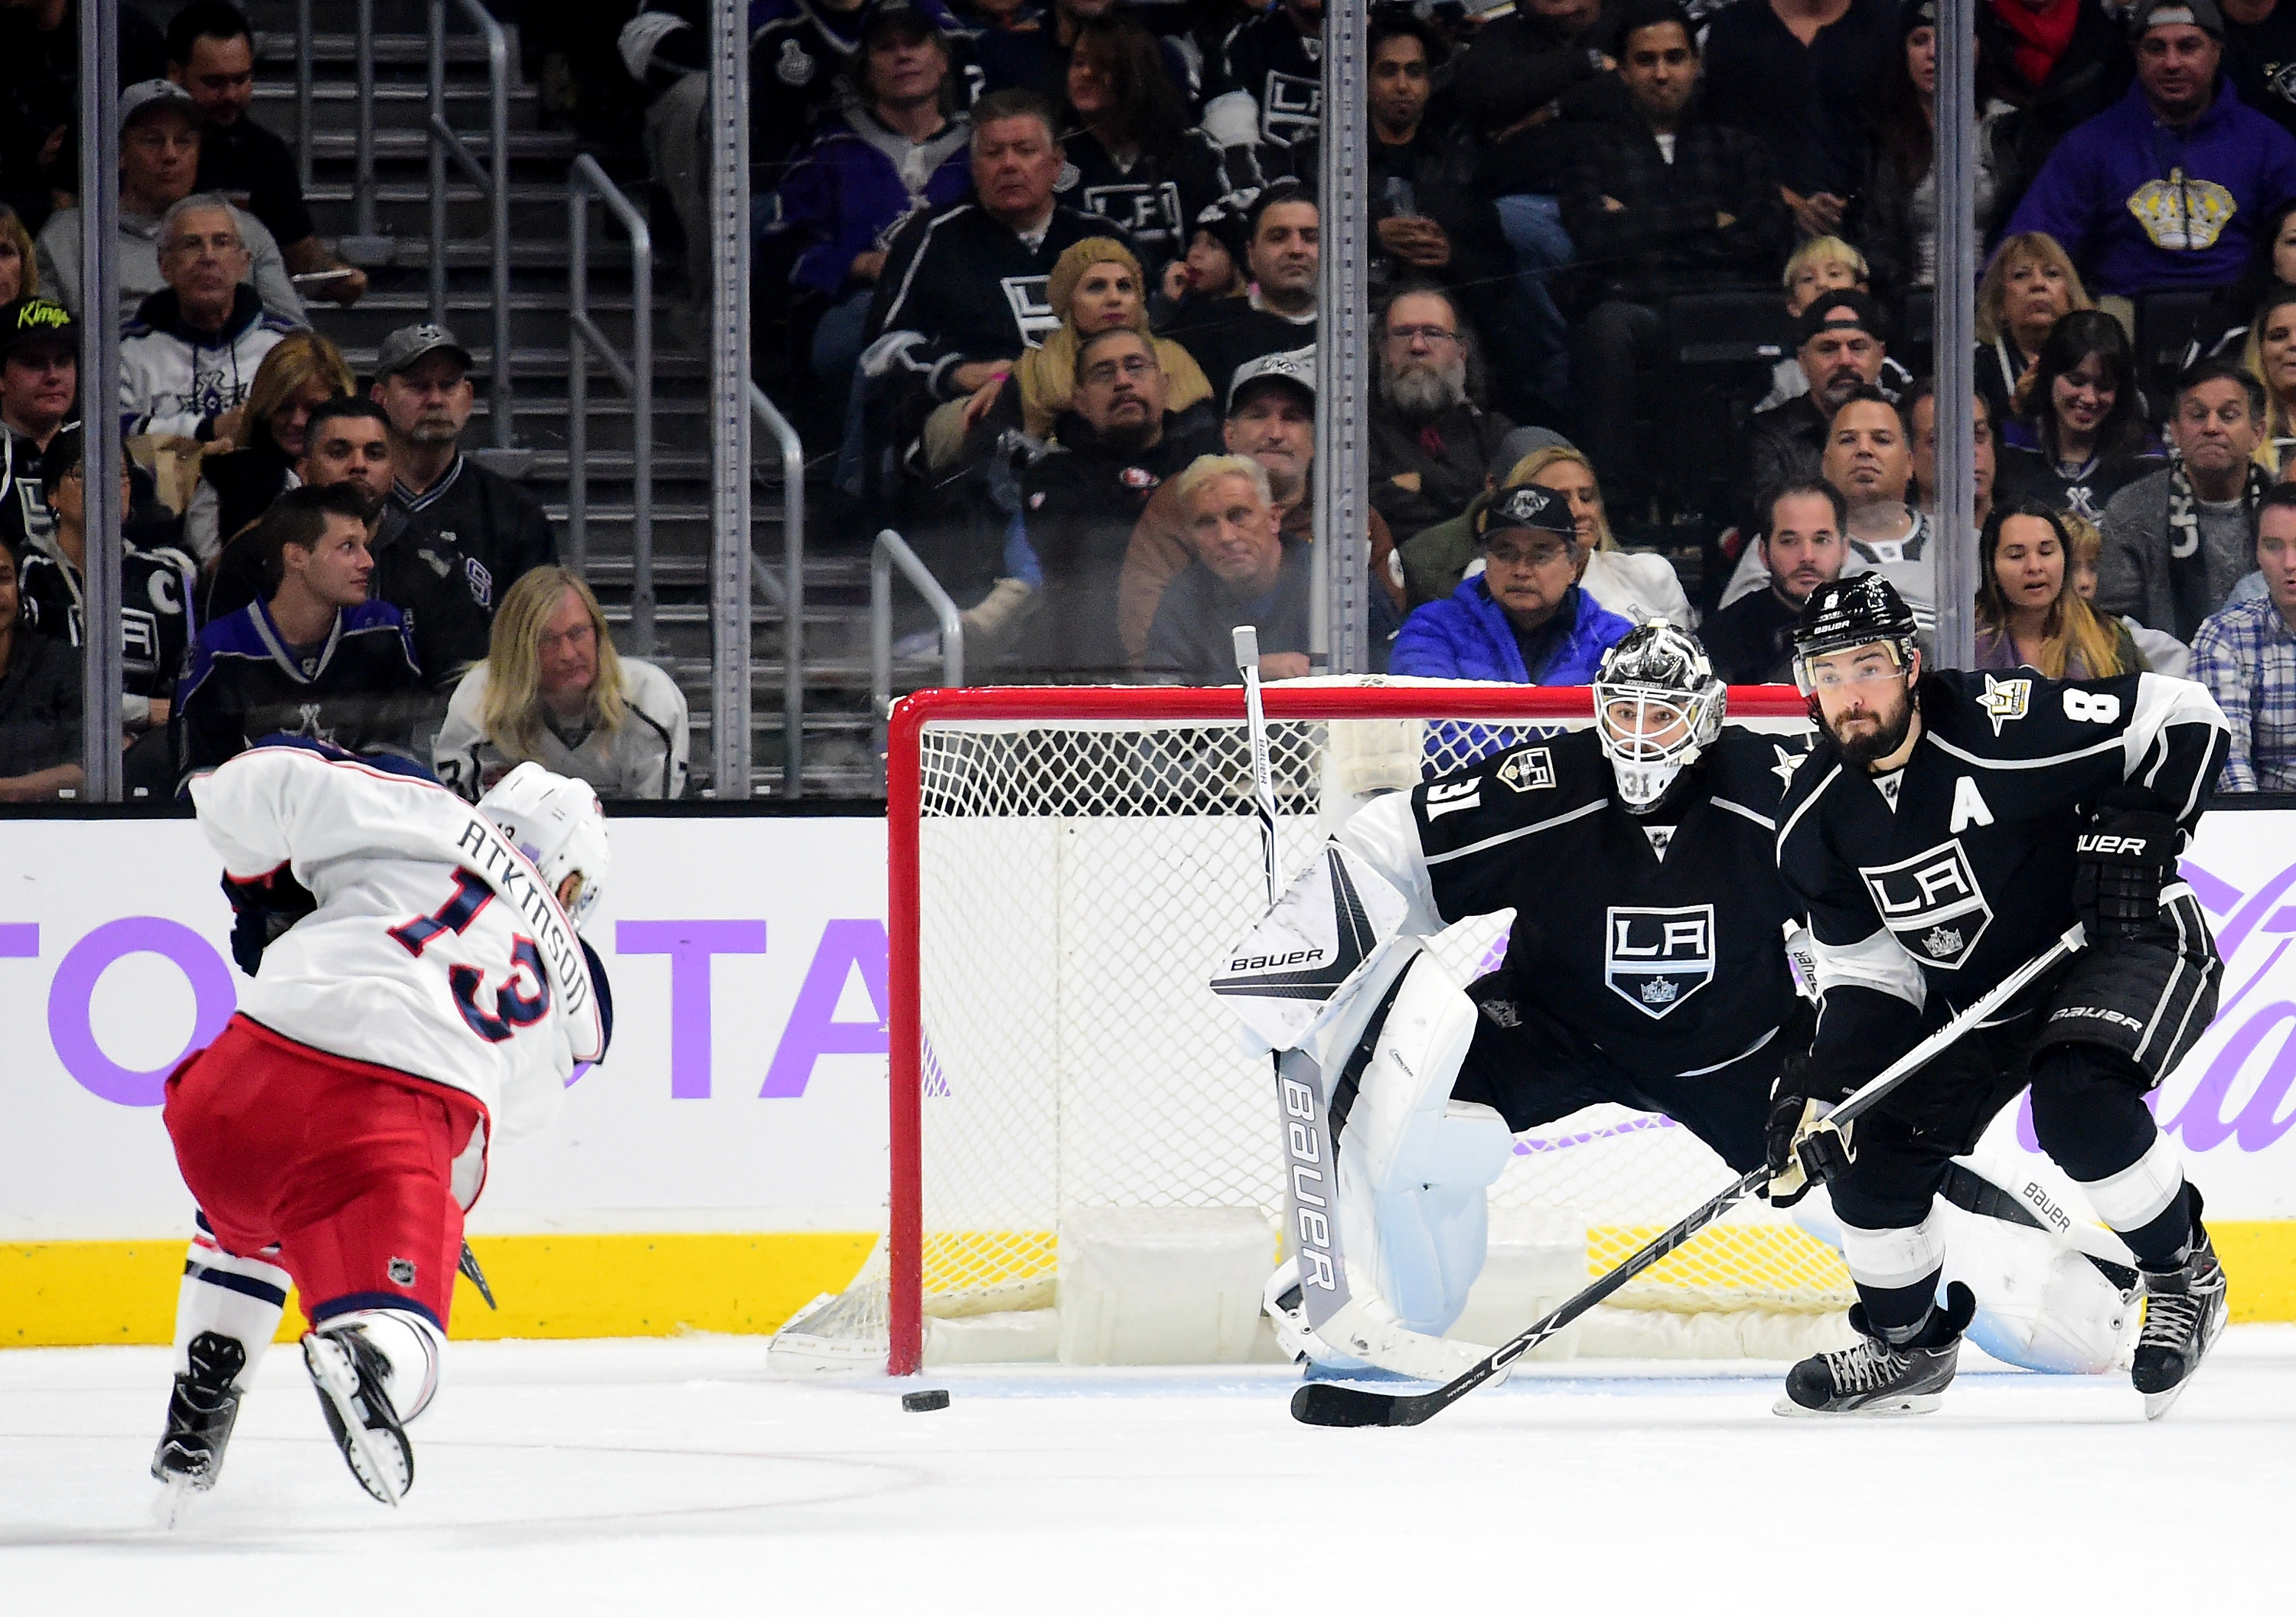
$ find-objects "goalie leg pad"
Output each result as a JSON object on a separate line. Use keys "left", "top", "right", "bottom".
{"left": 1332, "top": 951, "right": 1513, "bottom": 1342}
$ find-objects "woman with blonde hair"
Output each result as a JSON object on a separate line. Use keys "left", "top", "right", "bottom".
{"left": 2240, "top": 284, "right": 2296, "bottom": 472}
{"left": 1974, "top": 501, "right": 2141, "bottom": 677}
{"left": 1975, "top": 233, "right": 2090, "bottom": 432}
{"left": 433, "top": 565, "right": 690, "bottom": 800}
{"left": 184, "top": 329, "right": 355, "bottom": 562}
{"left": 964, "top": 236, "right": 1213, "bottom": 441}
{"left": 1397, "top": 441, "right": 1694, "bottom": 627}
{"left": 0, "top": 204, "right": 39, "bottom": 303}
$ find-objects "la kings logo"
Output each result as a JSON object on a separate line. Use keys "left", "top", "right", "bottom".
{"left": 1859, "top": 839, "right": 1991, "bottom": 969}
{"left": 1605, "top": 905, "right": 1714, "bottom": 1019}
{"left": 1000, "top": 275, "right": 1062, "bottom": 347}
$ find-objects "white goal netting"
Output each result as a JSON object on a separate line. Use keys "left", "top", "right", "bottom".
{"left": 774, "top": 683, "right": 1854, "bottom": 1372}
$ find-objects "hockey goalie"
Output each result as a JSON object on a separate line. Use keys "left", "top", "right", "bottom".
{"left": 1210, "top": 625, "right": 2143, "bottom": 1387}
{"left": 149, "top": 738, "right": 613, "bottom": 1510}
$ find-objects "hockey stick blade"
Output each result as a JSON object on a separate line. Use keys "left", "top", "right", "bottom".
{"left": 1289, "top": 927, "right": 2084, "bottom": 1430}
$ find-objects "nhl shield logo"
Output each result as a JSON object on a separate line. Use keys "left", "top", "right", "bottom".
{"left": 388, "top": 1257, "right": 418, "bottom": 1287}
{"left": 1859, "top": 839, "right": 1991, "bottom": 970}
{"left": 1605, "top": 905, "right": 1714, "bottom": 1019}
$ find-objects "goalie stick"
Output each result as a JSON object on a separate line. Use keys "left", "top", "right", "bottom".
{"left": 1234, "top": 627, "right": 1355, "bottom": 1329}
{"left": 1291, "top": 924, "right": 2088, "bottom": 1428}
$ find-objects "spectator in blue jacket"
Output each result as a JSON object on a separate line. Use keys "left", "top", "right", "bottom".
{"left": 2004, "top": 0, "right": 2296, "bottom": 297}
{"left": 1391, "top": 481, "right": 1633, "bottom": 683}
{"left": 763, "top": 1, "right": 972, "bottom": 421}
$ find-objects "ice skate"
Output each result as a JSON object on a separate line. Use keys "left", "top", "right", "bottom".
{"left": 151, "top": 1332, "right": 249, "bottom": 1521}
{"left": 1777, "top": 1284, "right": 1974, "bottom": 1417}
{"left": 2133, "top": 1225, "right": 2229, "bottom": 1421}
{"left": 303, "top": 1326, "right": 413, "bottom": 1505}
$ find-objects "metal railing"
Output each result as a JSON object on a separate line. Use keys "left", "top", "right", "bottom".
{"left": 427, "top": 0, "right": 513, "bottom": 448}
{"left": 749, "top": 383, "right": 804, "bottom": 797}
{"left": 294, "top": 0, "right": 313, "bottom": 195}
{"left": 870, "top": 531, "right": 964, "bottom": 789}
{"left": 567, "top": 155, "right": 654, "bottom": 655}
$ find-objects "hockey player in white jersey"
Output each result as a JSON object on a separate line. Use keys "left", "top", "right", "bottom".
{"left": 150, "top": 738, "right": 612, "bottom": 1509}
{"left": 1211, "top": 626, "right": 2144, "bottom": 1386}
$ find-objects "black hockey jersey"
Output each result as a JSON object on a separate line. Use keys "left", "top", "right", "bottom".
{"left": 16, "top": 538, "right": 197, "bottom": 707}
{"left": 381, "top": 455, "right": 560, "bottom": 689}
{"left": 866, "top": 201, "right": 1137, "bottom": 401}
{"left": 1352, "top": 725, "right": 1813, "bottom": 1081}
{"left": 1776, "top": 669, "right": 2229, "bottom": 1083}
{"left": 1215, "top": 11, "right": 1322, "bottom": 148}
{"left": 174, "top": 598, "right": 429, "bottom": 789}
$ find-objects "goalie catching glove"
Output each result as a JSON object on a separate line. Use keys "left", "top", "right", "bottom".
{"left": 2073, "top": 787, "right": 2180, "bottom": 942}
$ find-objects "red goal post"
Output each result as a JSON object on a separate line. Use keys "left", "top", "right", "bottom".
{"left": 880, "top": 681, "right": 1818, "bottom": 1376}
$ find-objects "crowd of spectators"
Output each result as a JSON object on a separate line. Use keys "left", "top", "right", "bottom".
{"left": 620, "top": 0, "right": 2296, "bottom": 797}
{"left": 24, "top": 0, "right": 2296, "bottom": 804}
{"left": 0, "top": 2, "right": 701, "bottom": 804}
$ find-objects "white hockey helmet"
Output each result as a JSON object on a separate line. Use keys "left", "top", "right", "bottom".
{"left": 477, "top": 762, "right": 611, "bottom": 930}
{"left": 1593, "top": 623, "right": 1725, "bottom": 813}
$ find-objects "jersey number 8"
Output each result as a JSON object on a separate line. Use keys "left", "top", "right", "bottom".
{"left": 2063, "top": 689, "right": 2122, "bottom": 725}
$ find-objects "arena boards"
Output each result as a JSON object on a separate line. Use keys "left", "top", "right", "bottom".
{"left": 5, "top": 807, "right": 2296, "bottom": 1346}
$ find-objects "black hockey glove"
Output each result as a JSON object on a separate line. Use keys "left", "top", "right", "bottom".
{"left": 1763, "top": 1051, "right": 1854, "bottom": 1208}
{"left": 222, "top": 868, "right": 318, "bottom": 977}
{"left": 2073, "top": 788, "right": 2180, "bottom": 942}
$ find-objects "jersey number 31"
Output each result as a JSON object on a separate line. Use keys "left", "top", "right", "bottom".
{"left": 386, "top": 869, "right": 553, "bottom": 1043}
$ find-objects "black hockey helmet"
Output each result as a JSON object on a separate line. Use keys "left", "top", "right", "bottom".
{"left": 1593, "top": 622, "right": 1725, "bottom": 812}
{"left": 1790, "top": 574, "right": 1919, "bottom": 696}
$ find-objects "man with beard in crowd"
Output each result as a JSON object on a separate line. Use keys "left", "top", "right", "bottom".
{"left": 1699, "top": 477, "right": 1851, "bottom": 683}
{"left": 1368, "top": 285, "right": 1512, "bottom": 543}
{"left": 997, "top": 327, "right": 1221, "bottom": 677}
{"left": 1740, "top": 290, "right": 1895, "bottom": 528}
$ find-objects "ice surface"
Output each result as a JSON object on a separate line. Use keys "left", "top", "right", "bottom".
{"left": 8, "top": 1329, "right": 2296, "bottom": 1614}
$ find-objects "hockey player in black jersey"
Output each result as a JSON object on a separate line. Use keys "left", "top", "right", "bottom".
{"left": 1773, "top": 575, "right": 2232, "bottom": 1417}
{"left": 1212, "top": 626, "right": 2138, "bottom": 1383}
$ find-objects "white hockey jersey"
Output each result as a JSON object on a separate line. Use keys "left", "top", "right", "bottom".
{"left": 189, "top": 744, "right": 608, "bottom": 1149}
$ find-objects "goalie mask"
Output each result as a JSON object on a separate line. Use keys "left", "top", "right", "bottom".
{"left": 477, "top": 762, "right": 612, "bottom": 931}
{"left": 1594, "top": 623, "right": 1724, "bottom": 813}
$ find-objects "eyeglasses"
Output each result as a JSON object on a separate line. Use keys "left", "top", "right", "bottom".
{"left": 1485, "top": 540, "right": 1573, "bottom": 570}
{"left": 1081, "top": 355, "right": 1159, "bottom": 385}
{"left": 165, "top": 231, "right": 244, "bottom": 258}
{"left": 1384, "top": 325, "right": 1461, "bottom": 347}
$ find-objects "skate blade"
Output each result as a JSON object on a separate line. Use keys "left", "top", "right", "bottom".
{"left": 302, "top": 1335, "right": 406, "bottom": 1507}
{"left": 2141, "top": 1383, "right": 2193, "bottom": 1421}
{"left": 1772, "top": 1392, "right": 1943, "bottom": 1418}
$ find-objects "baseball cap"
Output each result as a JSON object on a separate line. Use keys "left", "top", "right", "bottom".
{"left": 1798, "top": 289, "right": 1887, "bottom": 348}
{"left": 2131, "top": 0, "right": 2223, "bottom": 36}
{"left": 1476, "top": 483, "right": 1576, "bottom": 543}
{"left": 374, "top": 322, "right": 473, "bottom": 380}
{"left": 119, "top": 79, "right": 197, "bottom": 132}
{"left": 1227, "top": 346, "right": 1316, "bottom": 412}
{"left": 862, "top": 0, "right": 938, "bottom": 39}
{"left": 0, "top": 296, "right": 76, "bottom": 360}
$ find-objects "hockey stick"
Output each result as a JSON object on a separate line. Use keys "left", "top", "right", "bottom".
{"left": 1234, "top": 628, "right": 1357, "bottom": 1328}
{"left": 1292, "top": 923, "right": 2087, "bottom": 1428}
{"left": 460, "top": 1240, "right": 497, "bottom": 1310}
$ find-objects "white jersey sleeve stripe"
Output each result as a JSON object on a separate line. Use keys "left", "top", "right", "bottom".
{"left": 1810, "top": 926, "right": 1928, "bottom": 1012}
{"left": 1925, "top": 731, "right": 2124, "bottom": 771}
{"left": 1708, "top": 797, "right": 1776, "bottom": 833}
{"left": 1420, "top": 797, "right": 1606, "bottom": 868}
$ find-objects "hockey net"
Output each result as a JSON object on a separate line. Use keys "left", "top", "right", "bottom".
{"left": 776, "top": 681, "right": 1856, "bottom": 1374}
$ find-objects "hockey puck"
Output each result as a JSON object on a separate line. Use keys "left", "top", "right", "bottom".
{"left": 902, "top": 1389, "right": 951, "bottom": 1413}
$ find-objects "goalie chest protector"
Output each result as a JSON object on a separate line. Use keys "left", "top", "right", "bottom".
{"left": 1409, "top": 726, "right": 1809, "bottom": 1079}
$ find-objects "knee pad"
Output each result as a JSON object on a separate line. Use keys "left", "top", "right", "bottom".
{"left": 2029, "top": 1046, "right": 2171, "bottom": 1192}
{"left": 323, "top": 1307, "right": 445, "bottom": 1422}
{"left": 1332, "top": 950, "right": 1514, "bottom": 1336}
